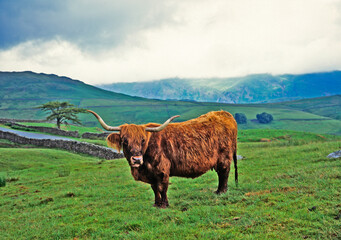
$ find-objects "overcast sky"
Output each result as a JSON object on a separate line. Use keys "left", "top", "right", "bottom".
{"left": 0, "top": 0, "right": 340, "bottom": 84}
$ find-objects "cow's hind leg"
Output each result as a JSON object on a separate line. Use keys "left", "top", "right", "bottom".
{"left": 159, "top": 173, "right": 170, "bottom": 208}
{"left": 215, "top": 156, "right": 231, "bottom": 194}
{"left": 159, "top": 182, "right": 169, "bottom": 208}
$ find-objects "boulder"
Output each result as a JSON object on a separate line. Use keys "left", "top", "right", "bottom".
{"left": 327, "top": 150, "right": 341, "bottom": 159}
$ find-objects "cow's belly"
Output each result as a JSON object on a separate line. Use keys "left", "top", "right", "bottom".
{"left": 169, "top": 150, "right": 219, "bottom": 178}
{"left": 170, "top": 161, "right": 215, "bottom": 179}
{"left": 171, "top": 170, "right": 209, "bottom": 179}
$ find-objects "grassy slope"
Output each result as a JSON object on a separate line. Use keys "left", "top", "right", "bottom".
{"left": 1, "top": 130, "right": 340, "bottom": 239}
{"left": 276, "top": 95, "right": 341, "bottom": 120}
{"left": 1, "top": 71, "right": 340, "bottom": 135}
{"left": 73, "top": 95, "right": 341, "bottom": 135}
{"left": 5, "top": 98, "right": 341, "bottom": 136}
{"left": 0, "top": 71, "right": 148, "bottom": 120}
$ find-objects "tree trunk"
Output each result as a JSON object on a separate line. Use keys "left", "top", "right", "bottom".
{"left": 57, "top": 118, "right": 61, "bottom": 129}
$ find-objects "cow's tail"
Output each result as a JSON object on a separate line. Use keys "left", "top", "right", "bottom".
{"left": 233, "top": 151, "right": 238, "bottom": 187}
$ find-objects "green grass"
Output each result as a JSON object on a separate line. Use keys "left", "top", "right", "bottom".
{"left": 78, "top": 97, "right": 341, "bottom": 135}
{"left": 1, "top": 129, "right": 340, "bottom": 239}
{"left": 238, "top": 129, "right": 341, "bottom": 143}
{"left": 1, "top": 71, "right": 341, "bottom": 135}
{"left": 21, "top": 122, "right": 106, "bottom": 135}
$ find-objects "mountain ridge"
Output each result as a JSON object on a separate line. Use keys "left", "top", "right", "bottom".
{"left": 98, "top": 71, "right": 341, "bottom": 103}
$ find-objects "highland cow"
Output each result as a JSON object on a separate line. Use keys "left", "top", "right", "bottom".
{"left": 88, "top": 110, "right": 238, "bottom": 208}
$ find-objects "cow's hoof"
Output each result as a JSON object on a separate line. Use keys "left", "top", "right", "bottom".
{"left": 153, "top": 203, "right": 160, "bottom": 207}
{"left": 215, "top": 190, "right": 227, "bottom": 195}
{"left": 153, "top": 202, "right": 169, "bottom": 208}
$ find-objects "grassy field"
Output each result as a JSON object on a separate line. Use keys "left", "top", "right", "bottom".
{"left": 4, "top": 95, "right": 341, "bottom": 136}
{"left": 1, "top": 129, "right": 340, "bottom": 239}
{"left": 1, "top": 72, "right": 341, "bottom": 135}
{"left": 77, "top": 96, "right": 341, "bottom": 136}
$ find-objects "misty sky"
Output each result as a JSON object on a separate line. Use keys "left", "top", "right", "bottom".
{"left": 0, "top": 0, "right": 340, "bottom": 84}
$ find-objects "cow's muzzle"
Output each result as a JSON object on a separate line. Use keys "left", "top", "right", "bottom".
{"left": 130, "top": 156, "right": 143, "bottom": 167}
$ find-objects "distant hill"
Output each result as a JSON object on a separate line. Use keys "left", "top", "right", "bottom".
{"left": 98, "top": 71, "right": 341, "bottom": 103}
{"left": 0, "top": 71, "right": 151, "bottom": 123}
{"left": 0, "top": 71, "right": 139, "bottom": 100}
{"left": 1, "top": 71, "right": 340, "bottom": 135}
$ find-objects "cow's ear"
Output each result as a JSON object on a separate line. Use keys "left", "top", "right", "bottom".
{"left": 107, "top": 133, "right": 121, "bottom": 153}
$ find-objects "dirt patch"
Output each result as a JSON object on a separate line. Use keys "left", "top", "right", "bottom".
{"left": 274, "top": 135, "right": 291, "bottom": 141}
{"left": 245, "top": 190, "right": 271, "bottom": 196}
{"left": 40, "top": 197, "right": 54, "bottom": 204}
{"left": 316, "top": 134, "right": 326, "bottom": 139}
{"left": 66, "top": 192, "right": 75, "bottom": 198}
{"left": 245, "top": 187, "right": 297, "bottom": 196}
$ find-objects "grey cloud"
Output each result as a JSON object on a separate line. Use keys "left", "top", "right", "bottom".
{"left": 0, "top": 0, "right": 177, "bottom": 51}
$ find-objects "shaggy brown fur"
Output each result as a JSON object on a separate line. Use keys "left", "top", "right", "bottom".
{"left": 105, "top": 110, "right": 238, "bottom": 208}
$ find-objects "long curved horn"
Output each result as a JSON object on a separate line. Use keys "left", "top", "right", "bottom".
{"left": 87, "top": 110, "right": 121, "bottom": 131}
{"left": 145, "top": 115, "right": 180, "bottom": 132}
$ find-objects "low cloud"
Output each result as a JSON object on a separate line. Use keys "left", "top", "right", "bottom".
{"left": 0, "top": 0, "right": 341, "bottom": 84}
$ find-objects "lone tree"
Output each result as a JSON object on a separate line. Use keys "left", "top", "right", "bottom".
{"left": 37, "top": 101, "right": 86, "bottom": 129}
{"left": 256, "top": 112, "right": 273, "bottom": 124}
{"left": 234, "top": 113, "right": 247, "bottom": 124}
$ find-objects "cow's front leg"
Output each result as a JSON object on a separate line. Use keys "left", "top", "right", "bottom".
{"left": 151, "top": 183, "right": 161, "bottom": 207}
{"left": 153, "top": 173, "right": 170, "bottom": 208}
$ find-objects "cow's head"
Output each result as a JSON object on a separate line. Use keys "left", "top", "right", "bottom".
{"left": 87, "top": 110, "right": 179, "bottom": 168}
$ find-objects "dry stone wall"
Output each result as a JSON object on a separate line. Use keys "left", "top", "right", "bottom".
{"left": 81, "top": 132, "right": 110, "bottom": 140}
{"left": 0, "top": 118, "right": 50, "bottom": 123}
{"left": 0, "top": 129, "right": 123, "bottom": 159}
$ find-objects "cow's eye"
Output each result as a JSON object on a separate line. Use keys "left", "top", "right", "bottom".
{"left": 141, "top": 139, "right": 145, "bottom": 144}
{"left": 122, "top": 139, "right": 128, "bottom": 146}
